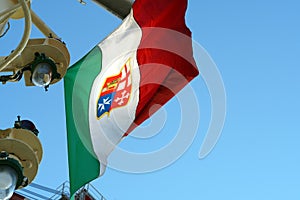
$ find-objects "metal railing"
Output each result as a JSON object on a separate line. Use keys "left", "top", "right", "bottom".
{"left": 15, "top": 181, "right": 107, "bottom": 200}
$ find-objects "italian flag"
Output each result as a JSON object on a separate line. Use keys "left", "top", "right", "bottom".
{"left": 64, "top": 0, "right": 199, "bottom": 196}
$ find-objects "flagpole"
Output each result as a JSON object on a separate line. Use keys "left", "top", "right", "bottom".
{"left": 92, "top": 0, "right": 132, "bottom": 19}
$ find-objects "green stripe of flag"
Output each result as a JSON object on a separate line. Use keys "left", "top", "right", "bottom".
{"left": 64, "top": 46, "right": 102, "bottom": 195}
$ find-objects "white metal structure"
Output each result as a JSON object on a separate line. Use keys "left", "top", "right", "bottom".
{"left": 0, "top": 0, "right": 70, "bottom": 90}
{"left": 0, "top": 0, "right": 32, "bottom": 72}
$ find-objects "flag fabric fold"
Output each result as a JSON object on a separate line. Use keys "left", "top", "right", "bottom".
{"left": 64, "top": 0, "right": 199, "bottom": 196}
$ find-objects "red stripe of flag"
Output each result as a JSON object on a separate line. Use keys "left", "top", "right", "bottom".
{"left": 125, "top": 0, "right": 199, "bottom": 135}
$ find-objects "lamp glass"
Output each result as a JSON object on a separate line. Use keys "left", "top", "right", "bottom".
{"left": 32, "top": 62, "right": 53, "bottom": 87}
{"left": 0, "top": 165, "right": 18, "bottom": 200}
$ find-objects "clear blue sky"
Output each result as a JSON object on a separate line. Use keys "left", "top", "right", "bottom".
{"left": 1, "top": 0, "right": 300, "bottom": 199}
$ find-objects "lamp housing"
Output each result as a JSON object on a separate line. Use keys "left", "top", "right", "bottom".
{"left": 30, "top": 52, "right": 61, "bottom": 89}
{"left": 0, "top": 118, "right": 43, "bottom": 197}
{"left": 0, "top": 38, "right": 70, "bottom": 88}
{"left": 0, "top": 165, "right": 18, "bottom": 200}
{"left": 0, "top": 152, "right": 26, "bottom": 200}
